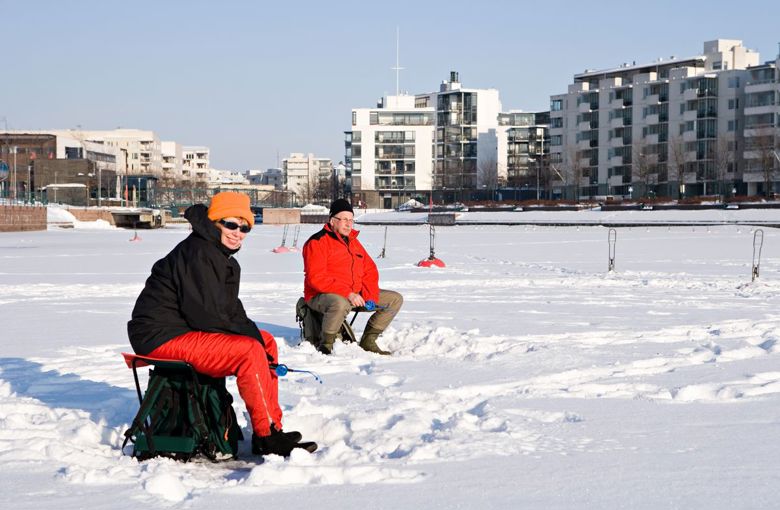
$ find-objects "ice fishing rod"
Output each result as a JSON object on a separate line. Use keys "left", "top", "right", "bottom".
{"left": 269, "top": 363, "right": 323, "bottom": 384}
{"left": 347, "top": 300, "right": 388, "bottom": 327}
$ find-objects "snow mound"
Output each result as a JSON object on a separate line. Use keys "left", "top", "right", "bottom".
{"left": 47, "top": 206, "right": 116, "bottom": 230}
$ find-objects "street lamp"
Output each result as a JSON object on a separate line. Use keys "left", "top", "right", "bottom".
{"left": 97, "top": 165, "right": 102, "bottom": 207}
{"left": 628, "top": 185, "right": 634, "bottom": 199}
{"left": 11, "top": 146, "right": 17, "bottom": 201}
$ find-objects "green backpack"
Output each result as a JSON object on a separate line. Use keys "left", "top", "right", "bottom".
{"left": 122, "top": 359, "right": 243, "bottom": 462}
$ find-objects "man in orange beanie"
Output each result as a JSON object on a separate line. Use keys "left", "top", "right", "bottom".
{"left": 129, "top": 191, "right": 317, "bottom": 458}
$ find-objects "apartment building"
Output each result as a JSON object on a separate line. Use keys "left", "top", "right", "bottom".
{"left": 182, "top": 146, "right": 210, "bottom": 183}
{"left": 1, "top": 131, "right": 120, "bottom": 203}
{"left": 347, "top": 94, "right": 434, "bottom": 208}
{"left": 416, "top": 72, "right": 502, "bottom": 203}
{"left": 549, "top": 39, "right": 761, "bottom": 200}
{"left": 61, "top": 129, "right": 163, "bottom": 177}
{"left": 282, "top": 153, "right": 333, "bottom": 205}
{"left": 497, "top": 111, "right": 550, "bottom": 197}
{"left": 346, "top": 72, "right": 504, "bottom": 207}
{"left": 743, "top": 56, "right": 780, "bottom": 195}
{"left": 161, "top": 141, "right": 183, "bottom": 182}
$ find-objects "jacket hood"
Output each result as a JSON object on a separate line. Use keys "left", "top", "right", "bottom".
{"left": 185, "top": 204, "right": 240, "bottom": 256}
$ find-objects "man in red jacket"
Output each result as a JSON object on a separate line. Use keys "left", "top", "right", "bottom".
{"left": 302, "top": 199, "right": 403, "bottom": 355}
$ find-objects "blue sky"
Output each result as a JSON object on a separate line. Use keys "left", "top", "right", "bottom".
{"left": 2, "top": 0, "right": 779, "bottom": 170}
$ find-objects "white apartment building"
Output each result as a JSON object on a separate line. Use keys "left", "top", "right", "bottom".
{"left": 161, "top": 141, "right": 183, "bottom": 182}
{"left": 496, "top": 111, "right": 550, "bottom": 195}
{"left": 347, "top": 72, "right": 504, "bottom": 207}
{"left": 415, "top": 72, "right": 502, "bottom": 202}
{"left": 549, "top": 39, "right": 761, "bottom": 199}
{"left": 182, "top": 146, "right": 210, "bottom": 182}
{"left": 743, "top": 55, "right": 780, "bottom": 195}
{"left": 347, "top": 94, "right": 434, "bottom": 208}
{"left": 282, "top": 153, "right": 332, "bottom": 205}
{"left": 57, "top": 129, "right": 163, "bottom": 177}
{"left": 208, "top": 168, "right": 248, "bottom": 185}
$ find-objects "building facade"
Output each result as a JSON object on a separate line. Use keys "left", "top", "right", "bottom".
{"left": 182, "top": 146, "right": 210, "bottom": 183}
{"left": 347, "top": 94, "right": 434, "bottom": 208}
{"left": 161, "top": 141, "right": 183, "bottom": 182}
{"left": 497, "top": 111, "right": 551, "bottom": 198}
{"left": 346, "top": 72, "right": 506, "bottom": 208}
{"left": 549, "top": 39, "right": 764, "bottom": 200}
{"left": 743, "top": 56, "right": 780, "bottom": 195}
{"left": 0, "top": 132, "right": 119, "bottom": 203}
{"left": 282, "top": 153, "right": 333, "bottom": 206}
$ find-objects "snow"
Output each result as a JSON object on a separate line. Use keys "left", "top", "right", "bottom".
{"left": 1, "top": 211, "right": 779, "bottom": 509}
{"left": 47, "top": 205, "right": 116, "bottom": 230}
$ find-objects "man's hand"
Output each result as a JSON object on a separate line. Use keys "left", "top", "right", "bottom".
{"left": 347, "top": 292, "right": 365, "bottom": 308}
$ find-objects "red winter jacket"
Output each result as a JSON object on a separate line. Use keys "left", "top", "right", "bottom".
{"left": 302, "top": 223, "right": 380, "bottom": 303}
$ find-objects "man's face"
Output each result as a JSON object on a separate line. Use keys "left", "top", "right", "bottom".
{"left": 329, "top": 211, "right": 354, "bottom": 237}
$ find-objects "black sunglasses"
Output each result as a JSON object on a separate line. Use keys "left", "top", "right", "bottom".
{"left": 218, "top": 219, "right": 251, "bottom": 233}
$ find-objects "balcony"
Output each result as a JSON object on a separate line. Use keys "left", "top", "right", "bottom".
{"left": 745, "top": 79, "right": 777, "bottom": 92}
{"left": 744, "top": 104, "right": 778, "bottom": 116}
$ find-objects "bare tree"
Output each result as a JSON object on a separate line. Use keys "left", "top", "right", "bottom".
{"left": 565, "top": 145, "right": 585, "bottom": 202}
{"left": 477, "top": 153, "right": 498, "bottom": 199}
{"left": 711, "top": 135, "right": 735, "bottom": 199}
{"left": 668, "top": 135, "right": 690, "bottom": 198}
{"left": 632, "top": 138, "right": 655, "bottom": 198}
{"left": 752, "top": 128, "right": 779, "bottom": 197}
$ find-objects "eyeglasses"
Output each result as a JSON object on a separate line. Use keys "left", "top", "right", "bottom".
{"left": 218, "top": 219, "right": 251, "bottom": 233}
{"left": 332, "top": 216, "right": 354, "bottom": 224}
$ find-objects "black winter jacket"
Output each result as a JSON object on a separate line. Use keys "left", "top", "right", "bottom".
{"left": 127, "top": 204, "right": 263, "bottom": 355}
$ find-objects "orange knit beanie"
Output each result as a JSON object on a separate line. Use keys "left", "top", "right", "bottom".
{"left": 207, "top": 191, "right": 254, "bottom": 227}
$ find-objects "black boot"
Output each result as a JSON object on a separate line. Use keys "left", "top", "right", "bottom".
{"left": 318, "top": 332, "right": 338, "bottom": 355}
{"left": 359, "top": 327, "right": 391, "bottom": 355}
{"left": 252, "top": 428, "right": 318, "bottom": 457}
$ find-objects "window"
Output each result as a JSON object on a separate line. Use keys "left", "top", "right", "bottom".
{"left": 728, "top": 98, "right": 738, "bottom": 110}
{"left": 551, "top": 99, "right": 563, "bottom": 111}
{"left": 727, "top": 76, "right": 740, "bottom": 88}
{"left": 352, "top": 112, "right": 357, "bottom": 126}
{"left": 551, "top": 117, "right": 563, "bottom": 128}
{"left": 550, "top": 135, "right": 562, "bottom": 146}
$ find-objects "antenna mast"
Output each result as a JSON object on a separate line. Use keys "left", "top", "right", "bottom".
{"left": 391, "top": 26, "right": 404, "bottom": 96}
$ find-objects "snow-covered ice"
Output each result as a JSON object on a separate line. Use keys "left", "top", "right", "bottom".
{"left": 1, "top": 211, "right": 779, "bottom": 509}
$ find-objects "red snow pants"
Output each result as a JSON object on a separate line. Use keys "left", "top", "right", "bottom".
{"left": 149, "top": 330, "right": 282, "bottom": 436}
